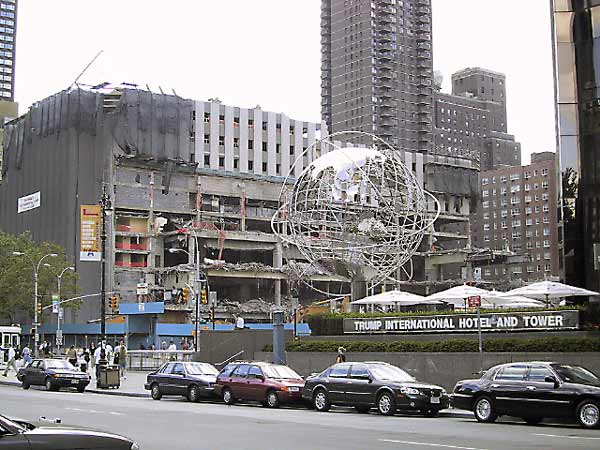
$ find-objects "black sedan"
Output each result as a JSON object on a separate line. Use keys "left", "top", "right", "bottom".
{"left": 451, "top": 361, "right": 600, "bottom": 428}
{"left": 0, "top": 414, "right": 139, "bottom": 449}
{"left": 302, "top": 361, "right": 449, "bottom": 416}
{"left": 17, "top": 359, "right": 90, "bottom": 393}
{"left": 145, "top": 361, "right": 218, "bottom": 402}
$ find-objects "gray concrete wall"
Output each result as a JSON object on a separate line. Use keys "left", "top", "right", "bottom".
{"left": 194, "top": 329, "right": 294, "bottom": 367}
{"left": 255, "top": 351, "right": 600, "bottom": 391}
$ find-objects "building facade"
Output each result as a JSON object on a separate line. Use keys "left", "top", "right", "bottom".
{"left": 433, "top": 68, "right": 522, "bottom": 170}
{"left": 471, "top": 152, "right": 560, "bottom": 282}
{"left": 551, "top": 0, "right": 600, "bottom": 292}
{"left": 0, "top": 0, "right": 15, "bottom": 101}
{"left": 321, "top": 0, "right": 434, "bottom": 152}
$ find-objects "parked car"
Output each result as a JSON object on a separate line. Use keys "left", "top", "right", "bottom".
{"left": 16, "top": 359, "right": 90, "bottom": 393}
{"left": 0, "top": 413, "right": 139, "bottom": 449}
{"left": 215, "top": 361, "right": 305, "bottom": 408}
{"left": 451, "top": 361, "right": 600, "bottom": 428}
{"left": 145, "top": 361, "right": 219, "bottom": 402}
{"left": 302, "top": 361, "right": 449, "bottom": 416}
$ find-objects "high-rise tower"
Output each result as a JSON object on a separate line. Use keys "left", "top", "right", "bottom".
{"left": 0, "top": 0, "right": 16, "bottom": 101}
{"left": 321, "top": 0, "right": 434, "bottom": 152}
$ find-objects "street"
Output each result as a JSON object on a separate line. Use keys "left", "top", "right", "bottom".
{"left": 1, "top": 384, "right": 599, "bottom": 450}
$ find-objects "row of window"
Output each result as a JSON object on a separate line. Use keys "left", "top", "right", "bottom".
{"left": 201, "top": 135, "right": 307, "bottom": 154}
{"left": 484, "top": 264, "right": 552, "bottom": 277}
{"left": 481, "top": 169, "right": 549, "bottom": 185}
{"left": 482, "top": 196, "right": 550, "bottom": 208}
{"left": 484, "top": 222, "right": 551, "bottom": 233}
{"left": 202, "top": 154, "right": 283, "bottom": 176}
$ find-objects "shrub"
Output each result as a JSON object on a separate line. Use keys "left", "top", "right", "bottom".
{"left": 264, "top": 337, "right": 600, "bottom": 353}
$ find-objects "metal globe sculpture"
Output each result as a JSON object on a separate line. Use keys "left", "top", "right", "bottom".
{"left": 272, "top": 132, "right": 439, "bottom": 288}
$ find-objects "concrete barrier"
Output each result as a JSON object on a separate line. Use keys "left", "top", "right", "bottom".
{"left": 255, "top": 351, "right": 600, "bottom": 390}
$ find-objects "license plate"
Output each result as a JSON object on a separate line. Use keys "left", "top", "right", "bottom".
{"left": 71, "top": 379, "right": 79, "bottom": 385}
{"left": 431, "top": 396, "right": 440, "bottom": 404}
{"left": 288, "top": 387, "right": 300, "bottom": 392}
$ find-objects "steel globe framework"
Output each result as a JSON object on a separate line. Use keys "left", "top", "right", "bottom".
{"left": 272, "top": 132, "right": 440, "bottom": 289}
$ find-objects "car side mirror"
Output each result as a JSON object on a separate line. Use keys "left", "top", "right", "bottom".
{"left": 257, "top": 374, "right": 265, "bottom": 382}
{"left": 545, "top": 375, "right": 559, "bottom": 388}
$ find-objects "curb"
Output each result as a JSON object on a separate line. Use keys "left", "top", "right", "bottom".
{"left": 0, "top": 379, "right": 149, "bottom": 398}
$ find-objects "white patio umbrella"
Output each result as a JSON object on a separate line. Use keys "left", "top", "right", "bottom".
{"left": 351, "top": 290, "right": 441, "bottom": 311}
{"left": 480, "top": 291, "right": 546, "bottom": 308}
{"left": 424, "top": 285, "right": 491, "bottom": 308}
{"left": 499, "top": 280, "right": 599, "bottom": 306}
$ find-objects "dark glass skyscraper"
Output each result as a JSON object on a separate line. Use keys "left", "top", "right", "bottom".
{"left": 551, "top": 0, "right": 600, "bottom": 292}
{"left": 0, "top": 0, "right": 16, "bottom": 101}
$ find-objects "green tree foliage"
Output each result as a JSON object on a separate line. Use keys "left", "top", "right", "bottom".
{"left": 0, "top": 231, "right": 78, "bottom": 324}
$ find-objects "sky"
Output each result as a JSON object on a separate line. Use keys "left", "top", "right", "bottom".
{"left": 14, "top": 0, "right": 555, "bottom": 164}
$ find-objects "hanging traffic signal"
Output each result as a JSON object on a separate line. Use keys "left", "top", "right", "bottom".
{"left": 37, "top": 302, "right": 43, "bottom": 315}
{"left": 209, "top": 307, "right": 215, "bottom": 323}
{"left": 201, "top": 289, "right": 208, "bottom": 304}
{"left": 109, "top": 295, "right": 119, "bottom": 311}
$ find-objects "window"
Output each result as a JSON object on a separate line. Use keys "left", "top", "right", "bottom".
{"left": 248, "top": 366, "right": 263, "bottom": 378}
{"left": 536, "top": 241, "right": 541, "bottom": 249}
{"left": 525, "top": 207, "right": 532, "bottom": 215}
{"left": 526, "top": 242, "right": 533, "bottom": 250}
{"left": 511, "top": 197, "right": 520, "bottom": 205}
{"left": 232, "top": 364, "right": 250, "bottom": 377}
{"left": 482, "top": 190, "right": 489, "bottom": 197}
{"left": 172, "top": 363, "right": 185, "bottom": 375}
{"left": 512, "top": 219, "right": 521, "bottom": 227}
{"left": 543, "top": 240, "right": 550, "bottom": 248}
{"left": 262, "top": 162, "right": 267, "bottom": 173}
{"left": 525, "top": 195, "right": 532, "bottom": 203}
{"left": 524, "top": 184, "right": 530, "bottom": 191}
{"left": 262, "top": 142, "right": 267, "bottom": 151}
{"left": 203, "top": 134, "right": 210, "bottom": 144}
{"left": 545, "top": 264, "right": 552, "bottom": 272}
{"left": 542, "top": 181, "right": 549, "bottom": 189}
{"left": 511, "top": 208, "right": 520, "bottom": 216}
{"left": 543, "top": 216, "right": 549, "bottom": 223}
{"left": 495, "top": 365, "right": 528, "bottom": 381}
{"left": 262, "top": 121, "right": 268, "bottom": 131}
{"left": 524, "top": 171, "right": 531, "bottom": 179}
{"left": 203, "top": 112, "right": 210, "bottom": 123}
{"left": 330, "top": 365, "right": 350, "bottom": 378}
{"left": 527, "top": 265, "right": 534, "bottom": 273}
{"left": 501, "top": 221, "right": 507, "bottom": 229}
{"left": 542, "top": 193, "right": 549, "bottom": 201}
{"left": 483, "top": 212, "right": 490, "bottom": 220}
{"left": 482, "top": 177, "right": 489, "bottom": 185}
{"left": 219, "top": 157, "right": 225, "bottom": 167}
{"left": 501, "top": 210, "right": 508, "bottom": 218}
{"left": 484, "top": 235, "right": 490, "bottom": 242}
{"left": 526, "top": 218, "right": 533, "bottom": 226}
{"left": 510, "top": 173, "right": 520, "bottom": 181}
{"left": 482, "top": 201, "right": 489, "bottom": 209}
{"left": 233, "top": 138, "right": 239, "bottom": 148}
{"left": 483, "top": 224, "right": 490, "bottom": 231}
{"left": 350, "top": 364, "right": 370, "bottom": 378}
{"left": 501, "top": 199, "right": 508, "bottom": 207}
{"left": 544, "top": 252, "right": 551, "bottom": 260}
{"left": 248, "top": 140, "right": 254, "bottom": 150}
{"left": 219, "top": 136, "right": 225, "bottom": 146}
{"left": 233, "top": 158, "right": 239, "bottom": 170}
{"left": 500, "top": 175, "right": 507, "bottom": 183}
{"left": 248, "top": 160, "right": 254, "bottom": 171}
{"left": 543, "top": 228, "right": 550, "bottom": 236}
{"left": 526, "top": 230, "right": 533, "bottom": 237}
{"left": 204, "top": 155, "right": 210, "bottom": 165}
{"left": 500, "top": 187, "right": 507, "bottom": 195}
{"left": 510, "top": 185, "right": 521, "bottom": 193}
{"left": 541, "top": 168, "right": 548, "bottom": 176}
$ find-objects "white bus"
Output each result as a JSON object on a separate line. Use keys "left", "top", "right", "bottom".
{"left": 0, "top": 325, "right": 21, "bottom": 362}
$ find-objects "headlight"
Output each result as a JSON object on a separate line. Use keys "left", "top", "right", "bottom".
{"left": 441, "top": 389, "right": 447, "bottom": 395}
{"left": 400, "top": 387, "right": 420, "bottom": 395}
{"left": 131, "top": 442, "right": 141, "bottom": 450}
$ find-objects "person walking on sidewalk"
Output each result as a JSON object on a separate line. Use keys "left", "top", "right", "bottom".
{"left": 21, "top": 345, "right": 32, "bottom": 366}
{"left": 2, "top": 344, "right": 18, "bottom": 376}
{"left": 66, "top": 345, "right": 78, "bottom": 367}
{"left": 117, "top": 341, "right": 127, "bottom": 379}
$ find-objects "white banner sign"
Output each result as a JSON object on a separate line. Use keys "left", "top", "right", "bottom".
{"left": 17, "top": 191, "right": 41, "bottom": 213}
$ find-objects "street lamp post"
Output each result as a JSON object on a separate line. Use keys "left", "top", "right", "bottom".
{"left": 13, "top": 251, "right": 58, "bottom": 357}
{"left": 56, "top": 266, "right": 75, "bottom": 354}
{"left": 99, "top": 185, "right": 113, "bottom": 339}
{"left": 168, "top": 246, "right": 209, "bottom": 350}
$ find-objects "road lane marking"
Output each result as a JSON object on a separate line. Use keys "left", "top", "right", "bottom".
{"left": 534, "top": 433, "right": 600, "bottom": 441}
{"left": 65, "top": 407, "right": 124, "bottom": 416}
{"left": 379, "top": 439, "right": 489, "bottom": 450}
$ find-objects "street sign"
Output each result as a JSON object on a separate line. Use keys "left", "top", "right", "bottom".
{"left": 209, "top": 291, "right": 217, "bottom": 307}
{"left": 56, "top": 330, "right": 63, "bottom": 340}
{"left": 136, "top": 283, "right": 149, "bottom": 295}
{"left": 58, "top": 308, "right": 64, "bottom": 320}
{"left": 55, "top": 337, "right": 63, "bottom": 346}
{"left": 467, "top": 295, "right": 481, "bottom": 308}
{"left": 52, "top": 299, "right": 59, "bottom": 314}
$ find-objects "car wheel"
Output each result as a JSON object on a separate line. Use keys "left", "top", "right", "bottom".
{"left": 150, "top": 383, "right": 162, "bottom": 400}
{"left": 523, "top": 416, "right": 542, "bottom": 425}
{"left": 313, "top": 389, "right": 330, "bottom": 412}
{"left": 22, "top": 380, "right": 30, "bottom": 390}
{"left": 473, "top": 396, "right": 497, "bottom": 423}
{"left": 265, "top": 390, "right": 280, "bottom": 408}
{"left": 422, "top": 409, "right": 440, "bottom": 418}
{"left": 77, "top": 386, "right": 86, "bottom": 393}
{"left": 188, "top": 385, "right": 201, "bottom": 403}
{"left": 577, "top": 400, "right": 600, "bottom": 429}
{"left": 45, "top": 377, "right": 57, "bottom": 392}
{"left": 377, "top": 391, "right": 396, "bottom": 416}
{"left": 355, "top": 405, "right": 370, "bottom": 414}
{"left": 222, "top": 388, "right": 235, "bottom": 405}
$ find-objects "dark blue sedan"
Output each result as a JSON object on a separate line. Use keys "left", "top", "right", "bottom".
{"left": 17, "top": 359, "right": 90, "bottom": 392}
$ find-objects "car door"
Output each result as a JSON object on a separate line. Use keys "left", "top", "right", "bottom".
{"left": 246, "top": 365, "right": 266, "bottom": 401}
{"left": 170, "top": 362, "right": 187, "bottom": 395}
{"left": 0, "top": 425, "right": 30, "bottom": 449}
{"left": 159, "top": 363, "right": 177, "bottom": 394}
{"left": 490, "top": 364, "right": 529, "bottom": 416}
{"left": 347, "top": 364, "right": 375, "bottom": 406}
{"left": 525, "top": 364, "right": 573, "bottom": 418}
{"left": 230, "top": 364, "right": 250, "bottom": 399}
{"left": 30, "top": 360, "right": 46, "bottom": 386}
{"left": 327, "top": 364, "right": 351, "bottom": 404}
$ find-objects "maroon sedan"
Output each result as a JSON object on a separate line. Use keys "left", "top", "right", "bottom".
{"left": 215, "top": 361, "right": 305, "bottom": 408}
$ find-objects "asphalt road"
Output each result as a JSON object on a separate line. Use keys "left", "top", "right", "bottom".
{"left": 1, "top": 384, "right": 599, "bottom": 450}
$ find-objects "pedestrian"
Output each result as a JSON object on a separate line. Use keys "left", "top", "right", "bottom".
{"left": 161, "top": 340, "right": 167, "bottom": 351}
{"left": 21, "top": 345, "right": 32, "bottom": 366}
{"left": 2, "top": 344, "right": 18, "bottom": 376}
{"left": 336, "top": 346, "right": 346, "bottom": 364}
{"left": 66, "top": 345, "right": 78, "bottom": 367}
{"left": 83, "top": 347, "right": 91, "bottom": 372}
{"left": 139, "top": 343, "right": 146, "bottom": 350}
{"left": 118, "top": 341, "right": 127, "bottom": 379}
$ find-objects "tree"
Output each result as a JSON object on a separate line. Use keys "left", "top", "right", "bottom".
{"left": 0, "top": 232, "right": 79, "bottom": 325}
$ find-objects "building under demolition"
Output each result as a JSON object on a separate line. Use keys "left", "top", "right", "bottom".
{"left": 0, "top": 86, "right": 479, "bottom": 326}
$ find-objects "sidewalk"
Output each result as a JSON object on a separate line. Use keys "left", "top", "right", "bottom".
{"left": 0, "top": 364, "right": 151, "bottom": 397}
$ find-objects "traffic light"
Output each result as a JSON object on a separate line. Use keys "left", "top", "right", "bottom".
{"left": 182, "top": 287, "right": 189, "bottom": 302}
{"left": 201, "top": 289, "right": 208, "bottom": 304}
{"left": 37, "top": 302, "right": 42, "bottom": 315}
{"left": 209, "top": 307, "right": 215, "bottom": 323}
{"left": 108, "top": 296, "right": 119, "bottom": 311}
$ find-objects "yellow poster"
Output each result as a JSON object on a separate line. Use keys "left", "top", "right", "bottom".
{"left": 80, "top": 205, "right": 101, "bottom": 261}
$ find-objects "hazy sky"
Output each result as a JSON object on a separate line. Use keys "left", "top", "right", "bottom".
{"left": 15, "top": 0, "right": 555, "bottom": 164}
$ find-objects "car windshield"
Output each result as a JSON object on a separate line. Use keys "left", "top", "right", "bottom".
{"left": 263, "top": 365, "right": 302, "bottom": 380}
{"left": 45, "top": 360, "right": 74, "bottom": 370}
{"left": 551, "top": 364, "right": 600, "bottom": 386}
{"left": 185, "top": 363, "right": 218, "bottom": 376}
{"left": 370, "top": 365, "right": 415, "bottom": 382}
